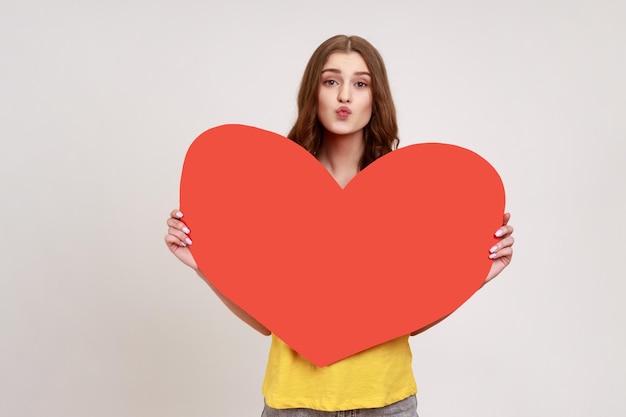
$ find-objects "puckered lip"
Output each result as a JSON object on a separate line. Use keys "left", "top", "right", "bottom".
{"left": 336, "top": 106, "right": 352, "bottom": 114}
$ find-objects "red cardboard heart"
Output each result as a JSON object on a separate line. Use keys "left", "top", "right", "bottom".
{"left": 180, "top": 124, "right": 505, "bottom": 367}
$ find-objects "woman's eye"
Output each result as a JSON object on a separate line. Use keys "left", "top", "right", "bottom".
{"left": 324, "top": 79, "right": 338, "bottom": 86}
{"left": 355, "top": 81, "right": 368, "bottom": 88}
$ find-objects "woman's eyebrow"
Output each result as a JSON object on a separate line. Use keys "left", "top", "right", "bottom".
{"left": 321, "top": 68, "right": 341, "bottom": 75}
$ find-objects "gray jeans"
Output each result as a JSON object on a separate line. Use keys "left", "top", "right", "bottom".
{"left": 261, "top": 395, "right": 418, "bottom": 417}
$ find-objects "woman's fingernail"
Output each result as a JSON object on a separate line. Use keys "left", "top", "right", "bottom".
{"left": 185, "top": 237, "right": 193, "bottom": 245}
{"left": 180, "top": 242, "right": 186, "bottom": 247}
{"left": 176, "top": 211, "right": 183, "bottom": 218}
{"left": 489, "top": 253, "right": 497, "bottom": 259}
{"left": 490, "top": 245, "right": 498, "bottom": 253}
{"left": 183, "top": 226, "right": 190, "bottom": 234}
{"left": 495, "top": 229, "right": 503, "bottom": 237}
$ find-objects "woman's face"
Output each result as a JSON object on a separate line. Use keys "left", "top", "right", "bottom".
{"left": 317, "top": 52, "right": 373, "bottom": 139}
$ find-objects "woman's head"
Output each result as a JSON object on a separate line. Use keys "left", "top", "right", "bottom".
{"left": 288, "top": 35, "right": 399, "bottom": 169}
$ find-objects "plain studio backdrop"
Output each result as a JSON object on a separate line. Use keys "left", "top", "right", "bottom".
{"left": 1, "top": 1, "right": 624, "bottom": 416}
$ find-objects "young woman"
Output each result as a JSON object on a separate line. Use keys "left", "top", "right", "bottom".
{"left": 165, "top": 34, "right": 515, "bottom": 417}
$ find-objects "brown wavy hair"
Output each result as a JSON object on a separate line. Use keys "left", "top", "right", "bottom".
{"left": 287, "top": 35, "right": 399, "bottom": 169}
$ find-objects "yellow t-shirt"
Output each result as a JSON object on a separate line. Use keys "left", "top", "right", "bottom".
{"left": 262, "top": 334, "right": 417, "bottom": 411}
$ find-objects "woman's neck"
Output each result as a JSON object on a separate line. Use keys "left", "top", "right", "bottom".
{"left": 316, "top": 131, "right": 365, "bottom": 189}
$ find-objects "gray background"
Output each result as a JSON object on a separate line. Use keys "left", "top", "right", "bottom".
{"left": 1, "top": 0, "right": 624, "bottom": 416}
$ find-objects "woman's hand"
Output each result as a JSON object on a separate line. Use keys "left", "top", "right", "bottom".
{"left": 164, "top": 209, "right": 198, "bottom": 270}
{"left": 484, "top": 212, "right": 514, "bottom": 285}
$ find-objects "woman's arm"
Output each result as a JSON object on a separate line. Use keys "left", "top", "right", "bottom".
{"left": 195, "top": 270, "right": 271, "bottom": 335}
{"left": 165, "top": 209, "right": 271, "bottom": 336}
{"left": 410, "top": 213, "right": 515, "bottom": 336}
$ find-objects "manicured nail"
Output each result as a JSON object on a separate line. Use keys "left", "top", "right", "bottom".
{"left": 495, "top": 229, "right": 504, "bottom": 237}
{"left": 180, "top": 242, "right": 186, "bottom": 247}
{"left": 182, "top": 226, "right": 190, "bottom": 234}
{"left": 176, "top": 211, "right": 183, "bottom": 218}
{"left": 489, "top": 253, "right": 497, "bottom": 259}
{"left": 490, "top": 245, "right": 498, "bottom": 253}
{"left": 185, "top": 237, "right": 192, "bottom": 245}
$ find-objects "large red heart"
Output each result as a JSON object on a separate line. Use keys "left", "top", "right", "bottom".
{"left": 180, "top": 124, "right": 505, "bottom": 367}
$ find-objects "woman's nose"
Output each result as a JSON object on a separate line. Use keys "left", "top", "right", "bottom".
{"left": 338, "top": 85, "right": 351, "bottom": 103}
